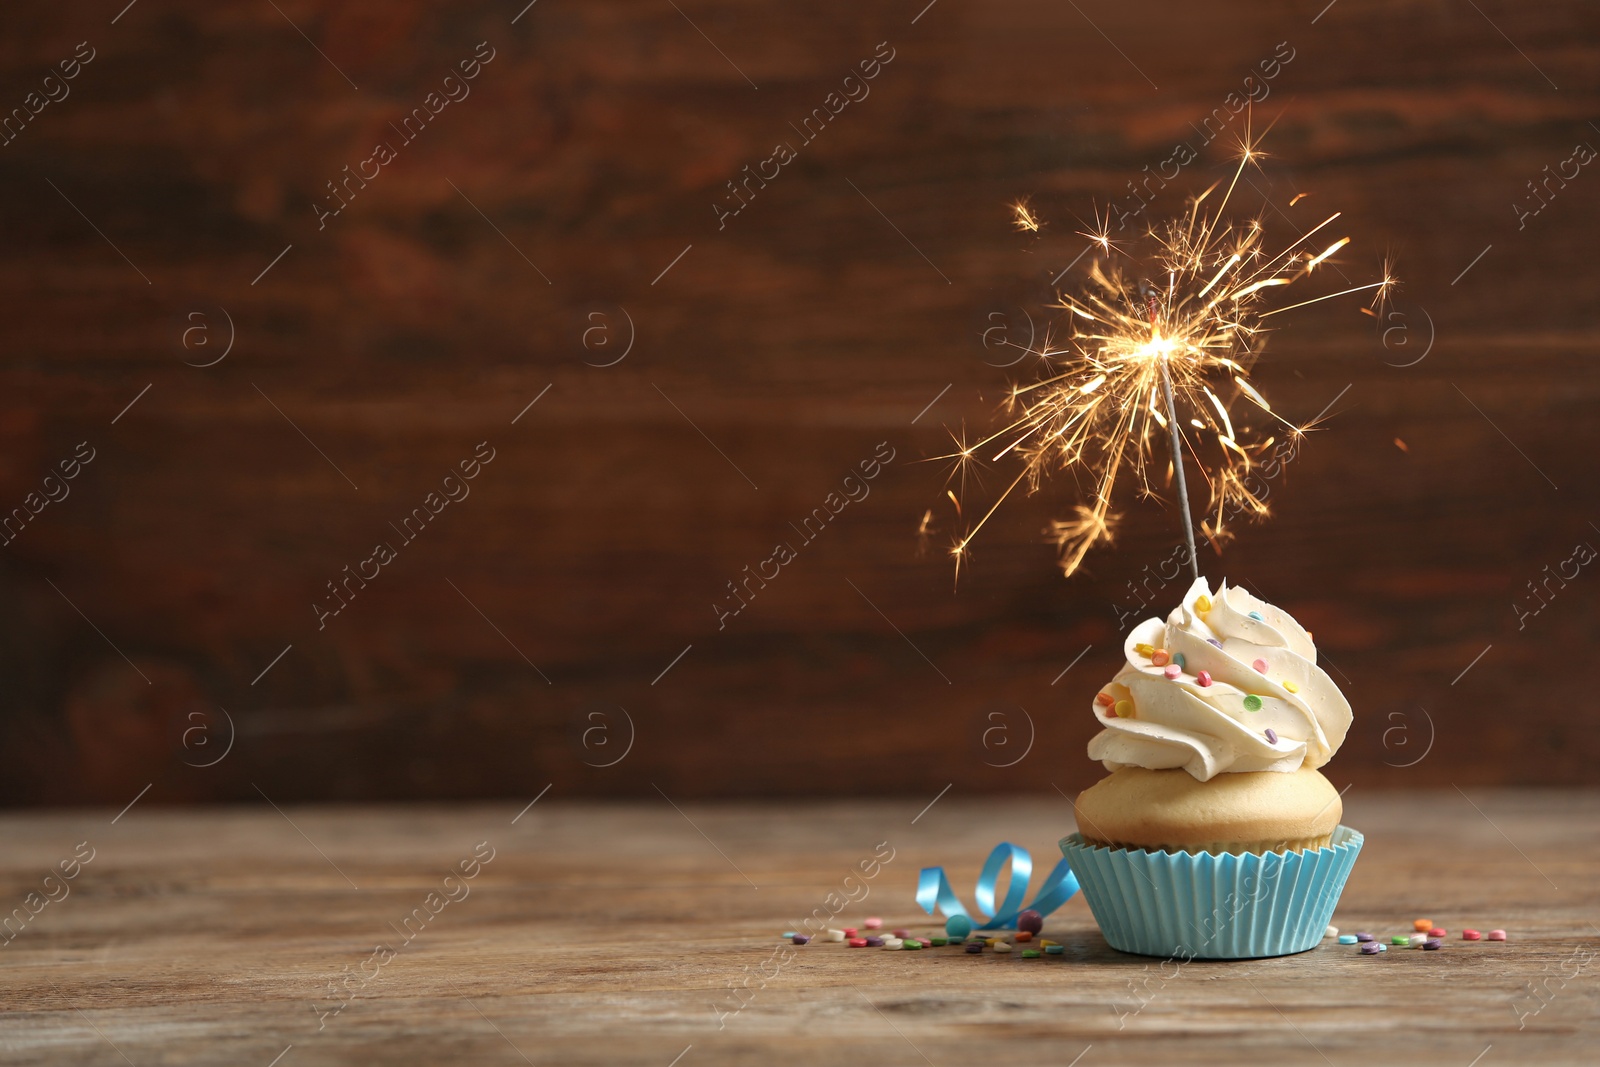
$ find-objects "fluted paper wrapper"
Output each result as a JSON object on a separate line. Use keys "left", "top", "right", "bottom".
{"left": 1060, "top": 825, "right": 1362, "bottom": 959}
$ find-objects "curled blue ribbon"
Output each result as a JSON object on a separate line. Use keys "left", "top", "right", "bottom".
{"left": 917, "top": 842, "right": 1080, "bottom": 930}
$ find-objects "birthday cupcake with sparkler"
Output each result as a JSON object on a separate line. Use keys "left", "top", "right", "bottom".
{"left": 1060, "top": 577, "right": 1363, "bottom": 959}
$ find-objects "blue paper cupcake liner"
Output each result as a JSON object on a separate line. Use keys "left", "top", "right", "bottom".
{"left": 1059, "top": 825, "right": 1363, "bottom": 959}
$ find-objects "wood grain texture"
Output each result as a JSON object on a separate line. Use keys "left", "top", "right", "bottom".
{"left": 0, "top": 2, "right": 1597, "bottom": 803}
{"left": 1, "top": 791, "right": 1595, "bottom": 1064}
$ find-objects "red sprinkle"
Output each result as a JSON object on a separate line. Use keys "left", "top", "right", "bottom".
{"left": 847, "top": 937, "right": 868, "bottom": 947}
{"left": 1463, "top": 929, "right": 1481, "bottom": 940}
{"left": 1095, "top": 692, "right": 1115, "bottom": 707}
{"left": 1429, "top": 928, "right": 1446, "bottom": 938}
{"left": 1488, "top": 929, "right": 1507, "bottom": 941}
{"left": 1197, "top": 670, "right": 1213, "bottom": 687}
{"left": 892, "top": 929, "right": 911, "bottom": 938}
{"left": 843, "top": 927, "right": 857, "bottom": 938}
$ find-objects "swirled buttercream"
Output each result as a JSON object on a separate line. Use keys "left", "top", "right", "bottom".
{"left": 1087, "top": 577, "right": 1351, "bottom": 781}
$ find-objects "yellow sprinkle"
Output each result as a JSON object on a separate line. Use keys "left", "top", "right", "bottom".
{"left": 1039, "top": 939, "right": 1059, "bottom": 947}
{"left": 1284, "top": 681, "right": 1299, "bottom": 693}
{"left": 1195, "top": 595, "right": 1212, "bottom": 613}
{"left": 1134, "top": 643, "right": 1155, "bottom": 657}
{"left": 1113, "top": 700, "right": 1134, "bottom": 719}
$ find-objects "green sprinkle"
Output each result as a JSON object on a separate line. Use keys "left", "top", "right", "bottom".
{"left": 1243, "top": 694, "right": 1263, "bottom": 712}
{"left": 1391, "top": 936, "right": 1410, "bottom": 945}
{"left": 930, "top": 937, "right": 948, "bottom": 946}
{"left": 1045, "top": 944, "right": 1065, "bottom": 954}
{"left": 903, "top": 940, "right": 922, "bottom": 950}
{"left": 1021, "top": 949, "right": 1041, "bottom": 958}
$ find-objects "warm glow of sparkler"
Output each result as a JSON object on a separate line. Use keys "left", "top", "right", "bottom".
{"left": 939, "top": 134, "right": 1394, "bottom": 580}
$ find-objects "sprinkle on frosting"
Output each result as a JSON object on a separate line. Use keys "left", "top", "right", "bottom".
{"left": 1243, "top": 694, "right": 1263, "bottom": 712}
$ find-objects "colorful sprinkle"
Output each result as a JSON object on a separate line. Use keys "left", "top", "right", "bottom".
{"left": 1391, "top": 936, "right": 1410, "bottom": 946}
{"left": 1359, "top": 942, "right": 1382, "bottom": 955}
{"left": 991, "top": 941, "right": 1012, "bottom": 954}
{"left": 782, "top": 931, "right": 795, "bottom": 939}
{"left": 1242, "top": 694, "right": 1263, "bottom": 712}
{"left": 1252, "top": 658, "right": 1268, "bottom": 673}
{"left": 1113, "top": 699, "right": 1134, "bottom": 718}
{"left": 792, "top": 934, "right": 811, "bottom": 945}
{"left": 916, "top": 938, "right": 932, "bottom": 947}
{"left": 1355, "top": 932, "right": 1374, "bottom": 942}
{"left": 865, "top": 936, "right": 884, "bottom": 946}
{"left": 1265, "top": 728, "right": 1279, "bottom": 744}
{"left": 1488, "top": 929, "right": 1507, "bottom": 941}
{"left": 1134, "top": 643, "right": 1155, "bottom": 657}
{"left": 892, "top": 929, "right": 911, "bottom": 938}
{"left": 848, "top": 937, "right": 868, "bottom": 947}
{"left": 1152, "top": 650, "right": 1171, "bottom": 667}
{"left": 1409, "top": 934, "right": 1427, "bottom": 948}
{"left": 1338, "top": 934, "right": 1358, "bottom": 944}
{"left": 1413, "top": 918, "right": 1434, "bottom": 932}
{"left": 1462, "top": 929, "right": 1481, "bottom": 941}
{"left": 930, "top": 937, "right": 948, "bottom": 947}
{"left": 1284, "top": 681, "right": 1300, "bottom": 693}
{"left": 1424, "top": 939, "right": 1442, "bottom": 950}
{"left": 882, "top": 937, "right": 903, "bottom": 949}
{"left": 1207, "top": 638, "right": 1223, "bottom": 648}
{"left": 1017, "top": 910, "right": 1044, "bottom": 934}
{"left": 1163, "top": 664, "right": 1182, "bottom": 679}
{"left": 1095, "top": 692, "right": 1115, "bottom": 707}
{"left": 1014, "top": 931, "right": 1033, "bottom": 943}
{"left": 946, "top": 915, "right": 974, "bottom": 939}
{"left": 864, "top": 917, "right": 883, "bottom": 929}
{"left": 1197, "top": 670, "right": 1213, "bottom": 687}
{"left": 965, "top": 942, "right": 983, "bottom": 953}
{"left": 1021, "top": 949, "right": 1042, "bottom": 958}
{"left": 1196, "top": 595, "right": 1212, "bottom": 613}
{"left": 826, "top": 929, "right": 846, "bottom": 942}
{"left": 844, "top": 927, "right": 858, "bottom": 938}
{"left": 1172, "top": 653, "right": 1186, "bottom": 669}
{"left": 903, "top": 940, "right": 922, "bottom": 950}
{"left": 1429, "top": 928, "right": 1446, "bottom": 938}
{"left": 1325, "top": 925, "right": 1339, "bottom": 939}
{"left": 1045, "top": 944, "right": 1064, "bottom": 955}
{"left": 1248, "top": 611, "right": 1264, "bottom": 621}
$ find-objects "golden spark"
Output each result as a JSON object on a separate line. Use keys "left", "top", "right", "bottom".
{"left": 941, "top": 134, "right": 1394, "bottom": 580}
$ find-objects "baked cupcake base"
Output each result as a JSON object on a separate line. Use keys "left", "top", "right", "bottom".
{"left": 1060, "top": 825, "right": 1364, "bottom": 959}
{"left": 1074, "top": 766, "right": 1342, "bottom": 855}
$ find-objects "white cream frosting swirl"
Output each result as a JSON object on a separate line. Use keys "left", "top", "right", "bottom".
{"left": 1087, "top": 577, "right": 1352, "bottom": 781}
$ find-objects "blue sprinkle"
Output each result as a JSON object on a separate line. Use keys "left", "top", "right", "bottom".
{"left": 1172, "top": 653, "right": 1186, "bottom": 669}
{"left": 782, "top": 931, "right": 796, "bottom": 939}
{"left": 1248, "top": 611, "right": 1264, "bottom": 621}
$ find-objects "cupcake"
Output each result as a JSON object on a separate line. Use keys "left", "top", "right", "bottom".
{"left": 1061, "top": 577, "right": 1362, "bottom": 959}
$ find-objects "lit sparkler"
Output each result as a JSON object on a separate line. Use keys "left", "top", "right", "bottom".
{"left": 941, "top": 136, "right": 1393, "bottom": 581}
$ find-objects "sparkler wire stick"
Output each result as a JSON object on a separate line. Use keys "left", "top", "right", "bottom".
{"left": 1158, "top": 355, "right": 1201, "bottom": 582}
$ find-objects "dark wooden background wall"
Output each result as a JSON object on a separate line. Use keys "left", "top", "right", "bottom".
{"left": 0, "top": 0, "right": 1596, "bottom": 806}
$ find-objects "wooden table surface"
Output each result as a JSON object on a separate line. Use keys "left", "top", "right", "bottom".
{"left": 2, "top": 789, "right": 1596, "bottom": 1065}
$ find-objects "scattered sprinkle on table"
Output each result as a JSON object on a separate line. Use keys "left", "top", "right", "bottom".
{"left": 892, "top": 928, "right": 910, "bottom": 938}
{"left": 930, "top": 937, "right": 947, "bottom": 947}
{"left": 992, "top": 941, "right": 1012, "bottom": 954}
{"left": 864, "top": 917, "right": 882, "bottom": 929}
{"left": 782, "top": 931, "right": 795, "bottom": 939}
{"left": 965, "top": 942, "right": 983, "bottom": 954}
{"left": 826, "top": 929, "right": 846, "bottom": 942}
{"left": 1360, "top": 942, "right": 1382, "bottom": 955}
{"left": 1339, "top": 934, "right": 1358, "bottom": 944}
{"left": 1021, "top": 949, "right": 1041, "bottom": 958}
{"left": 792, "top": 934, "right": 810, "bottom": 945}
{"left": 1463, "top": 929, "right": 1481, "bottom": 940}
{"left": 1488, "top": 929, "right": 1507, "bottom": 941}
{"left": 847, "top": 938, "right": 868, "bottom": 948}
{"left": 1409, "top": 934, "right": 1427, "bottom": 948}
{"left": 1429, "top": 927, "right": 1446, "bottom": 937}
{"left": 1391, "top": 936, "right": 1410, "bottom": 946}
{"left": 903, "top": 940, "right": 921, "bottom": 950}
{"left": 1424, "top": 939, "right": 1442, "bottom": 950}
{"left": 882, "top": 937, "right": 903, "bottom": 949}
{"left": 1045, "top": 944, "right": 1064, "bottom": 955}
{"left": 1355, "top": 932, "right": 1374, "bottom": 942}
{"left": 865, "top": 936, "right": 884, "bottom": 947}
{"left": 1413, "top": 918, "right": 1433, "bottom": 931}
